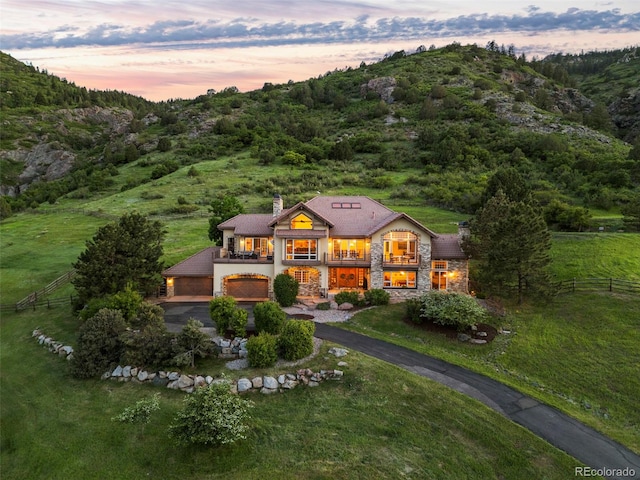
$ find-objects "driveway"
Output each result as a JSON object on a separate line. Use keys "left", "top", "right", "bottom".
{"left": 161, "top": 302, "right": 255, "bottom": 333}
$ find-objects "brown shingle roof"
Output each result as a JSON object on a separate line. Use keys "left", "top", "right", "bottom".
{"left": 162, "top": 247, "right": 218, "bottom": 277}
{"left": 218, "top": 214, "right": 274, "bottom": 236}
{"left": 431, "top": 234, "right": 467, "bottom": 259}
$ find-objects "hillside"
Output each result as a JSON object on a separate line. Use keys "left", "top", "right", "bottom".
{"left": 0, "top": 44, "right": 638, "bottom": 224}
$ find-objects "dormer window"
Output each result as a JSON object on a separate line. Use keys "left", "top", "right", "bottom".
{"left": 291, "top": 213, "right": 313, "bottom": 229}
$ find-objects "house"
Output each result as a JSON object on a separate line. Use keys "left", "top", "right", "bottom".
{"left": 162, "top": 195, "right": 468, "bottom": 301}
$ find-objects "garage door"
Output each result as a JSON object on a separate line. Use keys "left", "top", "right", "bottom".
{"left": 226, "top": 278, "right": 269, "bottom": 300}
{"left": 175, "top": 277, "right": 213, "bottom": 296}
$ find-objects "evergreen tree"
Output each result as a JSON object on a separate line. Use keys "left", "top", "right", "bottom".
{"left": 468, "top": 190, "right": 551, "bottom": 303}
{"left": 621, "top": 194, "right": 640, "bottom": 232}
{"left": 73, "top": 213, "right": 165, "bottom": 305}
{"left": 208, "top": 195, "right": 245, "bottom": 245}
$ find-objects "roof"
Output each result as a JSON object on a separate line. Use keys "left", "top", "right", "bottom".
{"left": 217, "top": 195, "right": 438, "bottom": 238}
{"left": 431, "top": 234, "right": 467, "bottom": 259}
{"left": 162, "top": 247, "right": 218, "bottom": 277}
{"left": 218, "top": 213, "right": 273, "bottom": 236}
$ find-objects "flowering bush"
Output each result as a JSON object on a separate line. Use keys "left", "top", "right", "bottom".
{"left": 420, "top": 291, "right": 486, "bottom": 331}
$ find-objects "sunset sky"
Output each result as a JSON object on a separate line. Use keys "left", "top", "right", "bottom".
{"left": 2, "top": 1, "right": 638, "bottom": 101}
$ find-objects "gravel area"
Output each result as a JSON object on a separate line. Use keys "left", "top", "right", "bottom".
{"left": 282, "top": 305, "right": 352, "bottom": 323}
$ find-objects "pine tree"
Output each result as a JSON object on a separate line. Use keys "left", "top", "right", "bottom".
{"left": 468, "top": 190, "right": 551, "bottom": 303}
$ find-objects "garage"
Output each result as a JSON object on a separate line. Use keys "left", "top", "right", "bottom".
{"left": 175, "top": 277, "right": 213, "bottom": 296}
{"left": 226, "top": 277, "right": 269, "bottom": 300}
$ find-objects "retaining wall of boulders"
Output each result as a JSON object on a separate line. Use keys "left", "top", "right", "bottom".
{"left": 31, "top": 329, "right": 346, "bottom": 395}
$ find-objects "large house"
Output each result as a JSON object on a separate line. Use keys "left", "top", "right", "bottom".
{"left": 162, "top": 195, "right": 468, "bottom": 301}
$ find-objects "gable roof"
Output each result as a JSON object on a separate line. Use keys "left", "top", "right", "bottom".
{"left": 431, "top": 234, "right": 467, "bottom": 259}
{"left": 162, "top": 247, "right": 218, "bottom": 277}
{"left": 217, "top": 195, "right": 438, "bottom": 238}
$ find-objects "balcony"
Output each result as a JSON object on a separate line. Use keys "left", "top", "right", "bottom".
{"left": 382, "top": 253, "right": 421, "bottom": 268}
{"left": 213, "top": 250, "right": 274, "bottom": 264}
{"left": 325, "top": 251, "right": 371, "bottom": 266}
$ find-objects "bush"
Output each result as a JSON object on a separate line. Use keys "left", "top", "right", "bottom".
{"left": 174, "top": 318, "right": 213, "bottom": 368}
{"left": 71, "top": 308, "right": 127, "bottom": 378}
{"left": 246, "top": 333, "right": 278, "bottom": 368}
{"left": 274, "top": 273, "right": 299, "bottom": 307}
{"left": 405, "top": 298, "right": 423, "bottom": 324}
{"left": 229, "top": 308, "right": 248, "bottom": 338}
{"left": 364, "top": 288, "right": 390, "bottom": 306}
{"left": 420, "top": 291, "right": 487, "bottom": 331}
{"left": 253, "top": 301, "right": 287, "bottom": 335}
{"left": 112, "top": 393, "right": 160, "bottom": 424}
{"left": 209, "top": 296, "right": 238, "bottom": 333}
{"left": 316, "top": 302, "right": 331, "bottom": 311}
{"left": 278, "top": 320, "right": 315, "bottom": 361}
{"left": 169, "top": 380, "right": 254, "bottom": 446}
{"left": 120, "top": 323, "right": 174, "bottom": 368}
{"left": 334, "top": 290, "right": 363, "bottom": 307}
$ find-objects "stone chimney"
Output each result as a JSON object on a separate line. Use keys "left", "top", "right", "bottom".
{"left": 273, "top": 194, "right": 283, "bottom": 217}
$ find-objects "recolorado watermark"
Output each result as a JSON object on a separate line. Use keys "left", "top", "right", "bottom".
{"left": 575, "top": 466, "right": 636, "bottom": 477}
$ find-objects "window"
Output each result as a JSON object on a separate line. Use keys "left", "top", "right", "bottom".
{"left": 244, "top": 237, "right": 272, "bottom": 256}
{"left": 291, "top": 213, "right": 313, "bottom": 229}
{"left": 383, "top": 231, "right": 417, "bottom": 263}
{"left": 293, "top": 270, "right": 310, "bottom": 284}
{"left": 383, "top": 271, "right": 417, "bottom": 288}
{"left": 332, "top": 239, "right": 366, "bottom": 260}
{"left": 285, "top": 239, "right": 318, "bottom": 260}
{"left": 431, "top": 261, "right": 448, "bottom": 290}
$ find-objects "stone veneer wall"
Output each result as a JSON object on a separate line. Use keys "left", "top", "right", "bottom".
{"left": 370, "top": 234, "right": 431, "bottom": 301}
{"left": 445, "top": 259, "right": 469, "bottom": 293}
{"left": 285, "top": 267, "right": 321, "bottom": 297}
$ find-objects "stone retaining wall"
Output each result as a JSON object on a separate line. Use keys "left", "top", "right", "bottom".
{"left": 31, "top": 329, "right": 345, "bottom": 395}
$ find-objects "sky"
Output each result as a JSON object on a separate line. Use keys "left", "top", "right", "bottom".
{"left": 1, "top": 1, "right": 638, "bottom": 102}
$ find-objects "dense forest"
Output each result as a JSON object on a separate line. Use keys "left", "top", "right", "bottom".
{"left": 1, "top": 43, "right": 639, "bottom": 230}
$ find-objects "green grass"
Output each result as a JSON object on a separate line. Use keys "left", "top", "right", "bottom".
{"left": 1, "top": 307, "right": 583, "bottom": 479}
{"left": 550, "top": 233, "right": 640, "bottom": 280}
{"left": 335, "top": 293, "right": 640, "bottom": 454}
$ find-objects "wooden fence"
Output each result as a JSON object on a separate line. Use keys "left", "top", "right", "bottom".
{"left": 1, "top": 270, "right": 76, "bottom": 313}
{"left": 553, "top": 278, "right": 640, "bottom": 295}
{"left": 0, "top": 294, "right": 78, "bottom": 313}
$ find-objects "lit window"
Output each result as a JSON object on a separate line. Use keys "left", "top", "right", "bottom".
{"left": 431, "top": 261, "right": 448, "bottom": 290}
{"left": 285, "top": 239, "right": 318, "bottom": 260}
{"left": 383, "top": 271, "right": 416, "bottom": 288}
{"left": 294, "top": 270, "right": 310, "bottom": 284}
{"left": 291, "top": 214, "right": 313, "bottom": 229}
{"left": 383, "top": 231, "right": 418, "bottom": 263}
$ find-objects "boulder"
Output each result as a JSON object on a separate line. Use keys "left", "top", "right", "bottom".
{"left": 263, "top": 376, "right": 278, "bottom": 390}
{"left": 251, "top": 377, "right": 263, "bottom": 389}
{"left": 338, "top": 302, "right": 354, "bottom": 310}
{"left": 237, "top": 378, "right": 252, "bottom": 393}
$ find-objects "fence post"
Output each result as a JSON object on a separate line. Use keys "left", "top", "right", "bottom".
{"left": 572, "top": 278, "right": 576, "bottom": 293}
{"left": 609, "top": 278, "right": 613, "bottom": 292}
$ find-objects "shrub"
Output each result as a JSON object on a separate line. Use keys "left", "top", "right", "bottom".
{"left": 71, "top": 308, "right": 127, "bottom": 378}
{"left": 278, "top": 320, "right": 315, "bottom": 361}
{"left": 364, "top": 288, "right": 390, "bottom": 306}
{"left": 253, "top": 301, "right": 287, "bottom": 335}
{"left": 274, "top": 273, "right": 299, "bottom": 307}
{"left": 229, "top": 308, "right": 248, "bottom": 338}
{"left": 112, "top": 393, "right": 160, "bottom": 424}
{"left": 334, "top": 290, "right": 363, "bottom": 307}
{"left": 420, "top": 291, "right": 486, "bottom": 331}
{"left": 316, "top": 302, "right": 331, "bottom": 311}
{"left": 120, "top": 323, "right": 174, "bottom": 368}
{"left": 169, "top": 380, "right": 254, "bottom": 446}
{"left": 246, "top": 333, "right": 278, "bottom": 368}
{"left": 209, "top": 296, "right": 238, "bottom": 333}
{"left": 174, "top": 318, "right": 213, "bottom": 368}
{"left": 403, "top": 298, "right": 423, "bottom": 324}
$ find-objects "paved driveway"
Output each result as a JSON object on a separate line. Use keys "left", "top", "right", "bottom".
{"left": 161, "top": 302, "right": 255, "bottom": 333}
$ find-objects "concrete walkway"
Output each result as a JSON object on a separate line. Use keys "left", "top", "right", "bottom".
{"left": 314, "top": 323, "right": 640, "bottom": 480}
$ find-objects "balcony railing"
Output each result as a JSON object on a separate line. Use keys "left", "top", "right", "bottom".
{"left": 213, "top": 250, "right": 274, "bottom": 263}
{"left": 325, "top": 252, "right": 371, "bottom": 265}
{"left": 382, "top": 254, "right": 421, "bottom": 267}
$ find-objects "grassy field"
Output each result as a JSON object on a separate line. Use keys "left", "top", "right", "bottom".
{"left": 1, "top": 307, "right": 582, "bottom": 480}
{"left": 335, "top": 292, "right": 640, "bottom": 454}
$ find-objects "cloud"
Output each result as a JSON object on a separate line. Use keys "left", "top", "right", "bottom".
{"left": 1, "top": 8, "right": 638, "bottom": 51}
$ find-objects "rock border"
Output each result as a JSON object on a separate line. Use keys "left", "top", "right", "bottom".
{"left": 31, "top": 329, "right": 345, "bottom": 395}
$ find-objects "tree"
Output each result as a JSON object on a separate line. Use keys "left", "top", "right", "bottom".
{"left": 72, "top": 213, "right": 165, "bottom": 305}
{"left": 621, "top": 194, "right": 640, "bottom": 232}
{"left": 174, "top": 318, "right": 212, "bottom": 368}
{"left": 480, "top": 167, "right": 531, "bottom": 206}
{"left": 253, "top": 301, "right": 287, "bottom": 335}
{"left": 468, "top": 190, "right": 551, "bottom": 303}
{"left": 168, "top": 380, "right": 254, "bottom": 447}
{"left": 208, "top": 195, "right": 244, "bottom": 245}
{"left": 273, "top": 273, "right": 299, "bottom": 307}
{"left": 71, "top": 308, "right": 127, "bottom": 378}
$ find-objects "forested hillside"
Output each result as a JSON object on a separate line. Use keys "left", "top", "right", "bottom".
{"left": 1, "top": 43, "right": 638, "bottom": 230}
